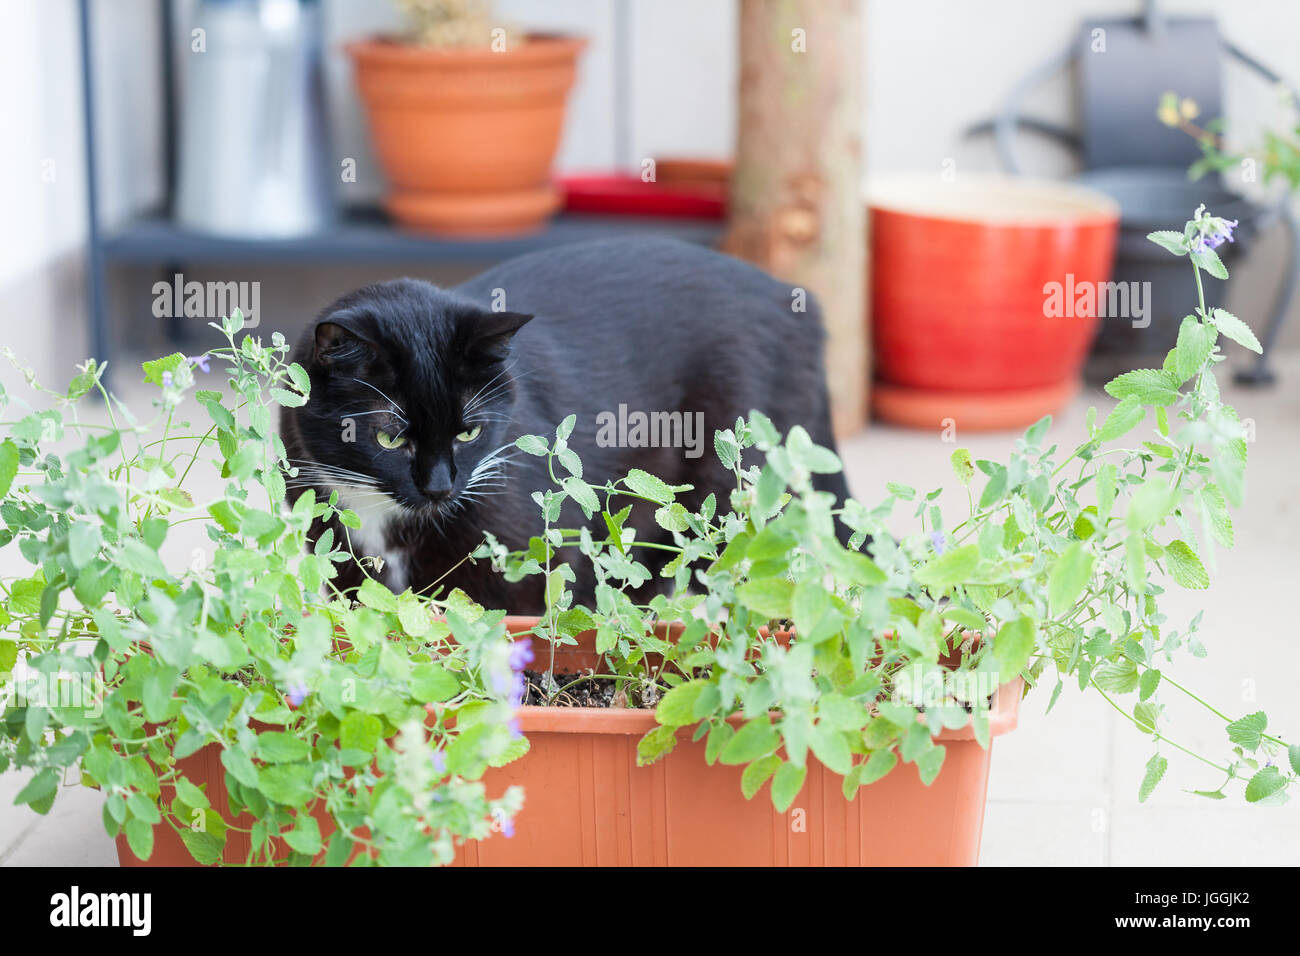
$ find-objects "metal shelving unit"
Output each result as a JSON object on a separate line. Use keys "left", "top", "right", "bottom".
{"left": 100, "top": 209, "right": 722, "bottom": 267}
{"left": 77, "top": 0, "right": 721, "bottom": 382}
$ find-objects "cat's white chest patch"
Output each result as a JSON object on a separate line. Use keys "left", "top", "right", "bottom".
{"left": 334, "top": 487, "right": 407, "bottom": 592}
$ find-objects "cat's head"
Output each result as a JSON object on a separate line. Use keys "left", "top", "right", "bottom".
{"left": 282, "top": 278, "right": 532, "bottom": 521}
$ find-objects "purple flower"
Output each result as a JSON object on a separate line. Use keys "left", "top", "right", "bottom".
{"left": 161, "top": 371, "right": 173, "bottom": 387}
{"left": 930, "top": 530, "right": 947, "bottom": 555}
{"left": 509, "top": 674, "right": 529, "bottom": 709}
{"left": 1189, "top": 206, "right": 1238, "bottom": 253}
{"left": 430, "top": 749, "right": 447, "bottom": 774}
{"left": 508, "top": 638, "right": 534, "bottom": 671}
{"left": 507, "top": 716, "right": 523, "bottom": 739}
{"left": 503, "top": 638, "right": 533, "bottom": 709}
{"left": 187, "top": 354, "right": 211, "bottom": 373}
{"left": 502, "top": 816, "right": 516, "bottom": 838}
{"left": 287, "top": 682, "right": 308, "bottom": 708}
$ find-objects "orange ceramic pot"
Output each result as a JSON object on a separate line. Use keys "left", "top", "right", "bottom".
{"left": 347, "top": 35, "right": 585, "bottom": 236}
{"left": 868, "top": 174, "right": 1120, "bottom": 431}
{"left": 116, "top": 615, "right": 1021, "bottom": 867}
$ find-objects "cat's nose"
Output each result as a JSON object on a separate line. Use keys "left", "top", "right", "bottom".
{"left": 422, "top": 483, "right": 453, "bottom": 503}
{"left": 418, "top": 459, "right": 455, "bottom": 503}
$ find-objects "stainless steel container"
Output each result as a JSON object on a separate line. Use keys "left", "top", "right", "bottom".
{"left": 176, "top": 0, "right": 333, "bottom": 237}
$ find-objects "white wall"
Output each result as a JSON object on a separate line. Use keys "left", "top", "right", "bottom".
{"left": 4, "top": 0, "right": 1300, "bottom": 372}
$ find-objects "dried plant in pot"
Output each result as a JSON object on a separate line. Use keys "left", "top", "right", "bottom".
{"left": 347, "top": 0, "right": 585, "bottom": 236}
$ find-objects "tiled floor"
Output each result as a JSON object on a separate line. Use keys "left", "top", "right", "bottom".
{"left": 2, "top": 349, "right": 1297, "bottom": 867}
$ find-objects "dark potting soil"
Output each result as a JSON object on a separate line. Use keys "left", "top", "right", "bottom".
{"left": 521, "top": 671, "right": 995, "bottom": 714}
{"left": 522, "top": 671, "right": 664, "bottom": 708}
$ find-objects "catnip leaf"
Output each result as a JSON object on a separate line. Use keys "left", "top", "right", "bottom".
{"left": 1199, "top": 485, "right": 1234, "bottom": 547}
{"left": 624, "top": 468, "right": 674, "bottom": 505}
{"left": 993, "top": 616, "right": 1036, "bottom": 681}
{"left": 1097, "top": 397, "right": 1145, "bottom": 442}
{"left": 1226, "top": 711, "right": 1267, "bottom": 750}
{"left": 1211, "top": 308, "right": 1262, "bottom": 353}
{"left": 1164, "top": 540, "right": 1209, "bottom": 589}
{"left": 655, "top": 680, "right": 710, "bottom": 727}
{"left": 1134, "top": 701, "right": 1159, "bottom": 733}
{"left": 771, "top": 762, "right": 806, "bottom": 811}
{"left": 179, "top": 828, "right": 224, "bottom": 865}
{"left": 1139, "top": 668, "right": 1161, "bottom": 701}
{"left": 562, "top": 476, "right": 599, "bottom": 515}
{"left": 1126, "top": 479, "right": 1177, "bottom": 531}
{"left": 1138, "top": 753, "right": 1167, "bottom": 802}
{"left": 914, "top": 544, "right": 980, "bottom": 593}
{"left": 1244, "top": 766, "right": 1286, "bottom": 803}
{"left": 1105, "top": 368, "right": 1181, "bottom": 406}
{"left": 718, "top": 717, "right": 780, "bottom": 765}
{"left": 916, "top": 744, "right": 946, "bottom": 785}
{"left": 357, "top": 577, "right": 398, "bottom": 612}
{"left": 859, "top": 748, "right": 898, "bottom": 786}
{"left": 1147, "top": 230, "right": 1187, "bottom": 256}
{"left": 124, "top": 818, "right": 155, "bottom": 860}
{"left": 736, "top": 578, "right": 794, "bottom": 620}
{"left": 636, "top": 725, "right": 677, "bottom": 766}
{"left": 1094, "top": 659, "right": 1139, "bottom": 693}
{"left": 809, "top": 723, "right": 853, "bottom": 775}
{"left": 0, "top": 440, "right": 18, "bottom": 498}
{"left": 1192, "top": 247, "right": 1228, "bottom": 279}
{"left": 1049, "top": 542, "right": 1094, "bottom": 616}
{"left": 141, "top": 352, "right": 186, "bottom": 387}
{"left": 740, "top": 755, "right": 782, "bottom": 799}
{"left": 1173, "top": 315, "right": 1215, "bottom": 382}
{"left": 950, "top": 448, "right": 974, "bottom": 485}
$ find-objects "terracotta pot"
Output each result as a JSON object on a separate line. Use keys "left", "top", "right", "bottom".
{"left": 868, "top": 174, "right": 1120, "bottom": 431}
{"left": 347, "top": 34, "right": 585, "bottom": 236}
{"left": 451, "top": 616, "right": 1022, "bottom": 867}
{"left": 116, "top": 615, "right": 1021, "bottom": 867}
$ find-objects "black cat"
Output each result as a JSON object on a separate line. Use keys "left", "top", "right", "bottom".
{"left": 280, "top": 237, "right": 851, "bottom": 612}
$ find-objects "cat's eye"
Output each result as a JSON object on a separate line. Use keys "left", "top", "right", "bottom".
{"left": 376, "top": 430, "right": 407, "bottom": 450}
{"left": 456, "top": 425, "right": 482, "bottom": 443}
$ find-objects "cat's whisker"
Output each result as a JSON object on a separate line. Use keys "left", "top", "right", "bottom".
{"left": 286, "top": 458, "right": 382, "bottom": 481}
{"left": 464, "top": 368, "right": 534, "bottom": 414}
{"left": 290, "top": 468, "right": 382, "bottom": 487}
{"left": 462, "top": 361, "right": 516, "bottom": 413}
{"left": 350, "top": 377, "right": 408, "bottom": 422}
{"left": 338, "top": 409, "right": 402, "bottom": 420}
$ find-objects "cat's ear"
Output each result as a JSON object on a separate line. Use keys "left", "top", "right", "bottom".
{"left": 464, "top": 310, "right": 533, "bottom": 364}
{"left": 313, "top": 315, "right": 375, "bottom": 366}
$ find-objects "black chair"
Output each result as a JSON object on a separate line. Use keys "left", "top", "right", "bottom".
{"left": 968, "top": 0, "right": 1297, "bottom": 385}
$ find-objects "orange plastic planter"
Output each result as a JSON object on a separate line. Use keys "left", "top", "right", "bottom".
{"left": 867, "top": 174, "right": 1119, "bottom": 431}
{"left": 116, "top": 616, "right": 1021, "bottom": 867}
{"left": 452, "top": 617, "right": 1022, "bottom": 867}
{"left": 347, "top": 35, "right": 585, "bottom": 236}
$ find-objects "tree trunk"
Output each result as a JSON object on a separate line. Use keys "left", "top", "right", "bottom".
{"left": 721, "top": 0, "right": 867, "bottom": 436}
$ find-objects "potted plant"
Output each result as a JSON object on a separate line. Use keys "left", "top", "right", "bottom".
{"left": 0, "top": 318, "right": 527, "bottom": 865}
{"left": 451, "top": 206, "right": 1296, "bottom": 864}
{"left": 347, "top": 0, "right": 586, "bottom": 236}
{"left": 2, "top": 210, "right": 1294, "bottom": 867}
